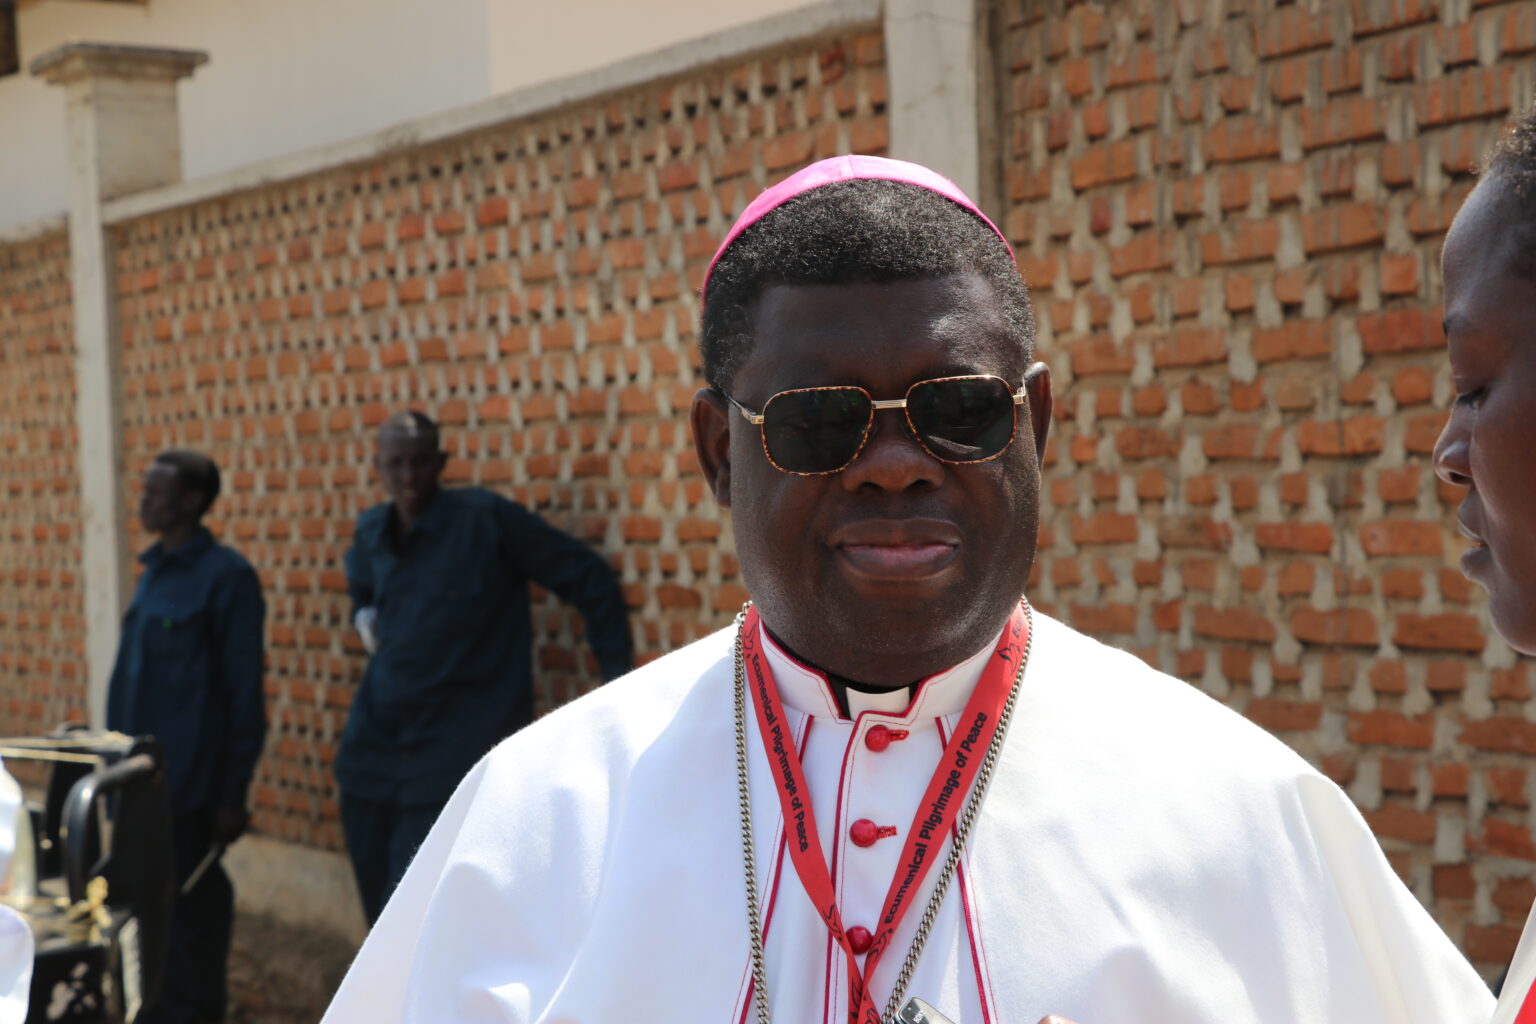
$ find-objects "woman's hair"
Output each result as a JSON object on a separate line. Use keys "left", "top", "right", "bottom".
{"left": 1480, "top": 103, "right": 1536, "bottom": 275}
{"left": 1485, "top": 103, "right": 1536, "bottom": 190}
{"left": 700, "top": 179, "right": 1034, "bottom": 393}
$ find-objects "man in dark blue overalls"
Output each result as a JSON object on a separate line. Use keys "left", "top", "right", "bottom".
{"left": 338, "top": 410, "right": 632, "bottom": 923}
{"left": 107, "top": 451, "right": 266, "bottom": 1024}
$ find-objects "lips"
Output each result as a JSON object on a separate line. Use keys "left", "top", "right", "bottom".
{"left": 1457, "top": 506, "right": 1493, "bottom": 578}
{"left": 829, "top": 519, "right": 961, "bottom": 580}
{"left": 1457, "top": 510, "right": 1487, "bottom": 548}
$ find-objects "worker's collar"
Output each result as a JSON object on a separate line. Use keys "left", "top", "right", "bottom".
{"left": 378, "top": 488, "right": 452, "bottom": 544}
{"left": 140, "top": 526, "right": 215, "bottom": 567}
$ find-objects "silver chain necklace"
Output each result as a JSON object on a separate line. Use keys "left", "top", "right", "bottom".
{"left": 732, "top": 601, "right": 1034, "bottom": 1024}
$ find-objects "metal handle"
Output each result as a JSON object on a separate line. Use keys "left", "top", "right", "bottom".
{"left": 60, "top": 752, "right": 158, "bottom": 903}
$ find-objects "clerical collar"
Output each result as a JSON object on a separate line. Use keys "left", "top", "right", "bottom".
{"left": 757, "top": 624, "right": 1002, "bottom": 722}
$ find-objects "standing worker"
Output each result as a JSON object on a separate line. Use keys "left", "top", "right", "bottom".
{"left": 107, "top": 450, "right": 267, "bottom": 1024}
{"left": 338, "top": 410, "right": 632, "bottom": 924}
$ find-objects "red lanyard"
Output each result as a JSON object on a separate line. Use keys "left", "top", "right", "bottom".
{"left": 1517, "top": 980, "right": 1536, "bottom": 1024}
{"left": 740, "top": 604, "right": 1029, "bottom": 1024}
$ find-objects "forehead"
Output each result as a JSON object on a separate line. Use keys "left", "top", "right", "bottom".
{"left": 376, "top": 430, "right": 437, "bottom": 453}
{"left": 741, "top": 274, "right": 1017, "bottom": 391}
{"left": 1445, "top": 178, "right": 1526, "bottom": 292}
{"left": 144, "top": 462, "right": 180, "bottom": 487}
{"left": 1443, "top": 179, "right": 1536, "bottom": 342}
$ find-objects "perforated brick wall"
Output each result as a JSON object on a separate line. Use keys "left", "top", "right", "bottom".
{"left": 107, "top": 31, "right": 888, "bottom": 849}
{"left": 997, "top": 0, "right": 1535, "bottom": 974}
{"left": 0, "top": 231, "right": 86, "bottom": 779}
{"left": 6, "top": 0, "right": 1536, "bottom": 976}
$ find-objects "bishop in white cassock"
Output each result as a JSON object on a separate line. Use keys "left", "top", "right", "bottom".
{"left": 321, "top": 157, "right": 1493, "bottom": 1024}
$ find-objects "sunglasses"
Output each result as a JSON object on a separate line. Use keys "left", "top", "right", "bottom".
{"left": 722, "top": 374, "right": 1029, "bottom": 476}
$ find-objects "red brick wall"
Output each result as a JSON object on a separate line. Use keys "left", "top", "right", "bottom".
{"left": 0, "top": 231, "right": 87, "bottom": 774}
{"left": 999, "top": 0, "right": 1535, "bottom": 973}
{"left": 109, "top": 32, "right": 888, "bottom": 849}
{"left": 9, "top": 0, "right": 1532, "bottom": 975}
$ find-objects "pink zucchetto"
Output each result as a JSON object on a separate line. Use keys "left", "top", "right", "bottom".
{"left": 702, "top": 155, "right": 1015, "bottom": 295}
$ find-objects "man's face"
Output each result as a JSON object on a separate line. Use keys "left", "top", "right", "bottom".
{"left": 138, "top": 462, "right": 200, "bottom": 536}
{"left": 1434, "top": 176, "right": 1536, "bottom": 655}
{"left": 693, "top": 274, "right": 1052, "bottom": 685}
{"left": 376, "top": 432, "right": 446, "bottom": 520}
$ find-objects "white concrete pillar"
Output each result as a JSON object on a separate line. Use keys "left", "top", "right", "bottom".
{"left": 32, "top": 43, "right": 207, "bottom": 725}
{"left": 883, "top": 0, "right": 985, "bottom": 201}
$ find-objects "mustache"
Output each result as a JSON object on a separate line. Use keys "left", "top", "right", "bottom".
{"left": 826, "top": 498, "right": 967, "bottom": 520}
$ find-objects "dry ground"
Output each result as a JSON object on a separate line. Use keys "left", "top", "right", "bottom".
{"left": 226, "top": 911, "right": 353, "bottom": 1024}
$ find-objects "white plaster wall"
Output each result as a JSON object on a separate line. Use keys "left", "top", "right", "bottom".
{"left": 0, "top": 0, "right": 494, "bottom": 228}
{"left": 1, "top": 0, "right": 827, "bottom": 230}
{"left": 485, "top": 0, "right": 817, "bottom": 96}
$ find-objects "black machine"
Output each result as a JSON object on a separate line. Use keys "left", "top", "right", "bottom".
{"left": 0, "top": 729, "right": 174, "bottom": 1023}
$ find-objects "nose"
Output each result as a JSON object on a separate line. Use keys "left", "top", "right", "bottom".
{"left": 839, "top": 408, "right": 945, "bottom": 493}
{"left": 1433, "top": 408, "right": 1472, "bottom": 488}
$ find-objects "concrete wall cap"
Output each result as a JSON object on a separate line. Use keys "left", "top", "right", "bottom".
{"left": 0, "top": 212, "right": 67, "bottom": 245}
{"left": 30, "top": 42, "right": 208, "bottom": 84}
{"left": 100, "top": 0, "right": 880, "bottom": 226}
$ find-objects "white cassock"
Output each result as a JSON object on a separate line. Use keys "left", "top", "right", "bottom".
{"left": 0, "top": 762, "right": 33, "bottom": 1022}
{"left": 1489, "top": 906, "right": 1536, "bottom": 1024}
{"left": 322, "top": 612, "right": 1493, "bottom": 1023}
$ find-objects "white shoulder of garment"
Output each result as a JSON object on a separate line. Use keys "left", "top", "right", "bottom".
{"left": 1490, "top": 902, "right": 1536, "bottom": 1024}
{"left": 321, "top": 612, "right": 1493, "bottom": 1024}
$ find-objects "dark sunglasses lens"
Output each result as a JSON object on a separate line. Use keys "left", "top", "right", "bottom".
{"left": 907, "top": 378, "right": 1016, "bottom": 462}
{"left": 761, "top": 389, "right": 872, "bottom": 473}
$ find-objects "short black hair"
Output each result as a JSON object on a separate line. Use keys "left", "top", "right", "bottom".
{"left": 1480, "top": 103, "right": 1536, "bottom": 275}
{"left": 154, "top": 450, "right": 221, "bottom": 516}
{"left": 378, "top": 409, "right": 441, "bottom": 447}
{"left": 700, "top": 179, "right": 1035, "bottom": 393}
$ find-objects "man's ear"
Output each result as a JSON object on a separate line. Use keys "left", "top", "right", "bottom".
{"left": 178, "top": 488, "right": 205, "bottom": 521}
{"left": 690, "top": 388, "right": 733, "bottom": 509}
{"left": 1024, "top": 361, "right": 1052, "bottom": 466}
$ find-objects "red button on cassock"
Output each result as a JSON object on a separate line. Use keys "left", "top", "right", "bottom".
{"left": 846, "top": 926, "right": 873, "bottom": 955}
{"left": 864, "top": 725, "right": 910, "bottom": 752}
{"left": 850, "top": 818, "right": 897, "bottom": 847}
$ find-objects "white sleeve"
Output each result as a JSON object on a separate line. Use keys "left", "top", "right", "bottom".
{"left": 320, "top": 686, "right": 628, "bottom": 1024}
{"left": 0, "top": 764, "right": 18, "bottom": 867}
{"left": 0, "top": 906, "right": 29, "bottom": 1024}
{"left": 0, "top": 764, "right": 30, "bottom": 1022}
{"left": 1296, "top": 774, "right": 1495, "bottom": 1022}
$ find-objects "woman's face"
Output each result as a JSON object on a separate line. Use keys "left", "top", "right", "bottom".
{"left": 1434, "top": 174, "right": 1536, "bottom": 655}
